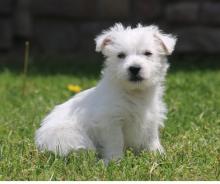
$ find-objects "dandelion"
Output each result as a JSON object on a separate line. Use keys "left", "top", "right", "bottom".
{"left": 67, "top": 84, "right": 81, "bottom": 93}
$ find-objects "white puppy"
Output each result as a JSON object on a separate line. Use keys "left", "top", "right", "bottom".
{"left": 35, "top": 23, "right": 177, "bottom": 163}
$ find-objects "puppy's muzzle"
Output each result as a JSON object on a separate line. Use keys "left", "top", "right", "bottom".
{"left": 128, "top": 65, "right": 143, "bottom": 82}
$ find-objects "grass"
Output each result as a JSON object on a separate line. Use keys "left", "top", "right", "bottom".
{"left": 0, "top": 55, "right": 220, "bottom": 180}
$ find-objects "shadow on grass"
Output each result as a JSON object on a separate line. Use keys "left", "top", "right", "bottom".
{"left": 0, "top": 54, "right": 220, "bottom": 76}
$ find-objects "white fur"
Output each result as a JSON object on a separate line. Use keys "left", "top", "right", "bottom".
{"left": 35, "top": 23, "right": 177, "bottom": 163}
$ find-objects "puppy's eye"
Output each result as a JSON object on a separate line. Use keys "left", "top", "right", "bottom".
{"left": 117, "top": 52, "right": 126, "bottom": 59}
{"left": 144, "top": 51, "right": 152, "bottom": 56}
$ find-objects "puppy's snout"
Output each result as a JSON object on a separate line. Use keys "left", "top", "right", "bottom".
{"left": 128, "top": 65, "right": 141, "bottom": 76}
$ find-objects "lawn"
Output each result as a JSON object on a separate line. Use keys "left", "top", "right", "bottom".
{"left": 0, "top": 55, "right": 220, "bottom": 180}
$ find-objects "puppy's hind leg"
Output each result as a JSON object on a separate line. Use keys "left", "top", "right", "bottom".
{"left": 35, "top": 121, "right": 95, "bottom": 156}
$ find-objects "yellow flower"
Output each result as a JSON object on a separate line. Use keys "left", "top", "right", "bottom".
{"left": 67, "top": 84, "right": 81, "bottom": 93}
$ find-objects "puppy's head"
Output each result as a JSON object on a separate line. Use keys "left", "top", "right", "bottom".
{"left": 95, "top": 23, "right": 177, "bottom": 91}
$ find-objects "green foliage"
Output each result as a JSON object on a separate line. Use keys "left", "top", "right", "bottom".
{"left": 0, "top": 57, "right": 219, "bottom": 180}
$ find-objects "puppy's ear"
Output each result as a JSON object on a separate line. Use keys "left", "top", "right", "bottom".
{"left": 95, "top": 23, "right": 125, "bottom": 53}
{"left": 95, "top": 33, "right": 112, "bottom": 52}
{"left": 154, "top": 30, "right": 177, "bottom": 55}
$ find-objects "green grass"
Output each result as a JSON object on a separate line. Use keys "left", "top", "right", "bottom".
{"left": 0, "top": 56, "right": 220, "bottom": 180}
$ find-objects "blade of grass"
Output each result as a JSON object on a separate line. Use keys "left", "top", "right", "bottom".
{"left": 22, "top": 41, "right": 30, "bottom": 96}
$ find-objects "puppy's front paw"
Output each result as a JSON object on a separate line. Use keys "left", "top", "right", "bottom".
{"left": 103, "top": 159, "right": 110, "bottom": 166}
{"left": 148, "top": 141, "right": 165, "bottom": 154}
{"left": 103, "top": 158, "right": 122, "bottom": 166}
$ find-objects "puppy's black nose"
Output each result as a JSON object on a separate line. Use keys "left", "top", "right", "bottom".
{"left": 128, "top": 65, "right": 141, "bottom": 76}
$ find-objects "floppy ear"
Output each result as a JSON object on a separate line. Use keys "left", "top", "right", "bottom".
{"left": 95, "top": 23, "right": 125, "bottom": 53}
{"left": 95, "top": 33, "right": 112, "bottom": 52}
{"left": 154, "top": 31, "right": 177, "bottom": 55}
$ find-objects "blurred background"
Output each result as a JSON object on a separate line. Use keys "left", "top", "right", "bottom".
{"left": 0, "top": 0, "right": 220, "bottom": 60}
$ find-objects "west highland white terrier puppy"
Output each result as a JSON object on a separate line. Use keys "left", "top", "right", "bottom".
{"left": 35, "top": 23, "right": 177, "bottom": 163}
